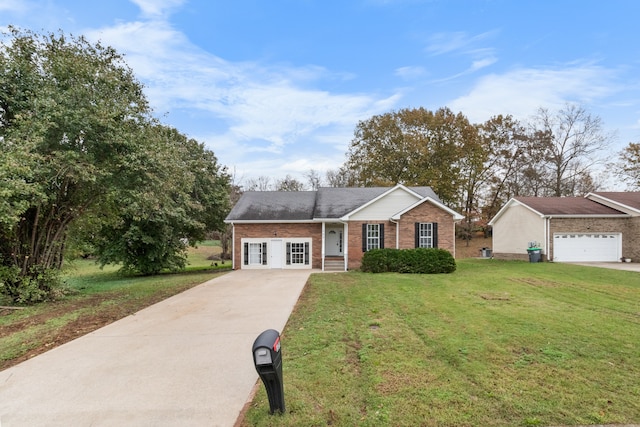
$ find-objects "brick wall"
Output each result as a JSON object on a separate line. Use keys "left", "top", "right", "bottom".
{"left": 549, "top": 217, "right": 634, "bottom": 261}
{"left": 232, "top": 223, "right": 322, "bottom": 269}
{"left": 346, "top": 220, "right": 396, "bottom": 270}
{"left": 347, "top": 203, "right": 457, "bottom": 269}
{"left": 396, "top": 201, "right": 457, "bottom": 254}
{"left": 233, "top": 202, "right": 461, "bottom": 271}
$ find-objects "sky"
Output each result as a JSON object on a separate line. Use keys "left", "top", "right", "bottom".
{"left": 2, "top": 0, "right": 640, "bottom": 187}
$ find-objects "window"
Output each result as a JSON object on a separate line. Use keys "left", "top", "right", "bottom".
{"left": 286, "top": 242, "right": 310, "bottom": 265}
{"left": 362, "top": 223, "right": 385, "bottom": 251}
{"left": 243, "top": 241, "right": 267, "bottom": 265}
{"left": 415, "top": 222, "right": 438, "bottom": 248}
{"left": 248, "top": 243, "right": 263, "bottom": 264}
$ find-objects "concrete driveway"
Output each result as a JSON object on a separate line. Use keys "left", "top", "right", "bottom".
{"left": 570, "top": 262, "right": 640, "bottom": 272}
{"left": 0, "top": 269, "right": 312, "bottom": 427}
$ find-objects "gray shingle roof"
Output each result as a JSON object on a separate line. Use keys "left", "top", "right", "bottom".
{"left": 226, "top": 191, "right": 317, "bottom": 221}
{"left": 225, "top": 186, "right": 443, "bottom": 221}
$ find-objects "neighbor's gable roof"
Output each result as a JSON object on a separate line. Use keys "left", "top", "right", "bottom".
{"left": 489, "top": 196, "right": 628, "bottom": 225}
{"left": 588, "top": 192, "right": 640, "bottom": 215}
{"left": 225, "top": 185, "right": 447, "bottom": 222}
{"left": 514, "top": 197, "right": 625, "bottom": 216}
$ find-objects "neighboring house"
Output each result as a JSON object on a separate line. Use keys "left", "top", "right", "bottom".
{"left": 224, "top": 184, "right": 464, "bottom": 271}
{"left": 489, "top": 192, "right": 640, "bottom": 262}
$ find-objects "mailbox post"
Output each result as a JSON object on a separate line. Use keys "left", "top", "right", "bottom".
{"left": 252, "top": 329, "right": 285, "bottom": 414}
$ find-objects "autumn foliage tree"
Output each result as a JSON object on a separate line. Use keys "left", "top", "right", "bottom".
{"left": 614, "top": 142, "right": 640, "bottom": 189}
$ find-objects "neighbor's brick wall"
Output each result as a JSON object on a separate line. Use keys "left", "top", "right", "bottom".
{"left": 548, "top": 217, "right": 633, "bottom": 261}
{"left": 397, "top": 201, "right": 457, "bottom": 255}
{"left": 492, "top": 252, "right": 530, "bottom": 261}
{"left": 627, "top": 218, "right": 640, "bottom": 262}
{"left": 232, "top": 223, "right": 322, "bottom": 269}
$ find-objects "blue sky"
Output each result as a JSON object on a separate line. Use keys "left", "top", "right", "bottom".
{"left": 2, "top": 0, "right": 640, "bottom": 186}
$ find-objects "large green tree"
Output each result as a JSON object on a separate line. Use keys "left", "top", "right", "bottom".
{"left": 0, "top": 28, "right": 229, "bottom": 301}
{"left": 0, "top": 28, "right": 153, "bottom": 301}
{"left": 89, "top": 125, "right": 230, "bottom": 275}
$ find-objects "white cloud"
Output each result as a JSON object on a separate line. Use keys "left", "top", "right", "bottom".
{"left": 426, "top": 30, "right": 499, "bottom": 56}
{"left": 395, "top": 66, "right": 427, "bottom": 80}
{"left": 130, "top": 0, "right": 185, "bottom": 18}
{"left": 0, "top": 0, "right": 30, "bottom": 12}
{"left": 448, "top": 64, "right": 619, "bottom": 123}
{"left": 84, "top": 9, "right": 400, "bottom": 180}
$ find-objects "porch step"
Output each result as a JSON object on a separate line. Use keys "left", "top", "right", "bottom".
{"left": 324, "top": 258, "right": 345, "bottom": 272}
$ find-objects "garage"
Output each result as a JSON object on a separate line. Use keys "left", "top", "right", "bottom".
{"left": 553, "top": 233, "right": 621, "bottom": 262}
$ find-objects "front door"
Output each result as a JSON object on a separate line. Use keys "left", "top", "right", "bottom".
{"left": 270, "top": 239, "right": 283, "bottom": 268}
{"left": 325, "top": 227, "right": 344, "bottom": 256}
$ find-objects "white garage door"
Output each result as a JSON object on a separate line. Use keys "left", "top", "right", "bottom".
{"left": 553, "top": 233, "right": 621, "bottom": 262}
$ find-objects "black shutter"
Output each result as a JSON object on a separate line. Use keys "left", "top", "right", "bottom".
{"left": 415, "top": 222, "right": 420, "bottom": 248}
{"left": 379, "top": 224, "right": 385, "bottom": 249}
{"left": 262, "top": 242, "right": 268, "bottom": 265}
{"left": 286, "top": 242, "right": 291, "bottom": 265}
{"left": 304, "top": 242, "right": 310, "bottom": 265}
{"left": 362, "top": 224, "right": 367, "bottom": 252}
{"left": 243, "top": 243, "right": 248, "bottom": 265}
{"left": 433, "top": 223, "right": 438, "bottom": 248}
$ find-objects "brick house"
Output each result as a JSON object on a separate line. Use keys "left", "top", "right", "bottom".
{"left": 488, "top": 192, "right": 640, "bottom": 262}
{"left": 224, "top": 185, "right": 464, "bottom": 271}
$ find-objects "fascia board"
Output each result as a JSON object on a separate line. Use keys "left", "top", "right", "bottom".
{"left": 391, "top": 197, "right": 464, "bottom": 221}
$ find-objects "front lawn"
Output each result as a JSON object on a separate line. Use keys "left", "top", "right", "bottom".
{"left": 242, "top": 259, "right": 640, "bottom": 426}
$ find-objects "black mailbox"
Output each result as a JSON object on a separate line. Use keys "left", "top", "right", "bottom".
{"left": 252, "top": 329, "right": 285, "bottom": 414}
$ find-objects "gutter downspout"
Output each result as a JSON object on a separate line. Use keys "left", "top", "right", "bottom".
{"left": 341, "top": 220, "right": 348, "bottom": 271}
{"left": 321, "top": 222, "right": 326, "bottom": 272}
{"left": 389, "top": 217, "right": 399, "bottom": 249}
{"left": 546, "top": 216, "right": 552, "bottom": 262}
{"left": 231, "top": 223, "right": 235, "bottom": 270}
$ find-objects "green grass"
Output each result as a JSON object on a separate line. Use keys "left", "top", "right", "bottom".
{"left": 242, "top": 260, "right": 640, "bottom": 427}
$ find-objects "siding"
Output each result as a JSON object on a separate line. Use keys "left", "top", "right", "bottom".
{"left": 350, "top": 188, "right": 420, "bottom": 220}
{"left": 492, "top": 203, "right": 545, "bottom": 260}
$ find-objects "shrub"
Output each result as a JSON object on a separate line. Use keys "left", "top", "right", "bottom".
{"left": 0, "top": 265, "right": 69, "bottom": 304}
{"left": 361, "top": 248, "right": 456, "bottom": 274}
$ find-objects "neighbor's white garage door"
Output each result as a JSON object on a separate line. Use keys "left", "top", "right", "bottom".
{"left": 553, "top": 233, "right": 621, "bottom": 262}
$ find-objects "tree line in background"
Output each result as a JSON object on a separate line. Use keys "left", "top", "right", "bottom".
{"left": 0, "top": 28, "right": 230, "bottom": 303}
{"left": 244, "top": 105, "right": 639, "bottom": 241}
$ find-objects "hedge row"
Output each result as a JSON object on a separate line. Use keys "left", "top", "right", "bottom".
{"left": 360, "top": 248, "right": 456, "bottom": 274}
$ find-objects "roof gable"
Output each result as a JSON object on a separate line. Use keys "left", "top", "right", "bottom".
{"left": 339, "top": 185, "right": 423, "bottom": 220}
{"left": 589, "top": 192, "right": 640, "bottom": 216}
{"left": 392, "top": 197, "right": 465, "bottom": 221}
